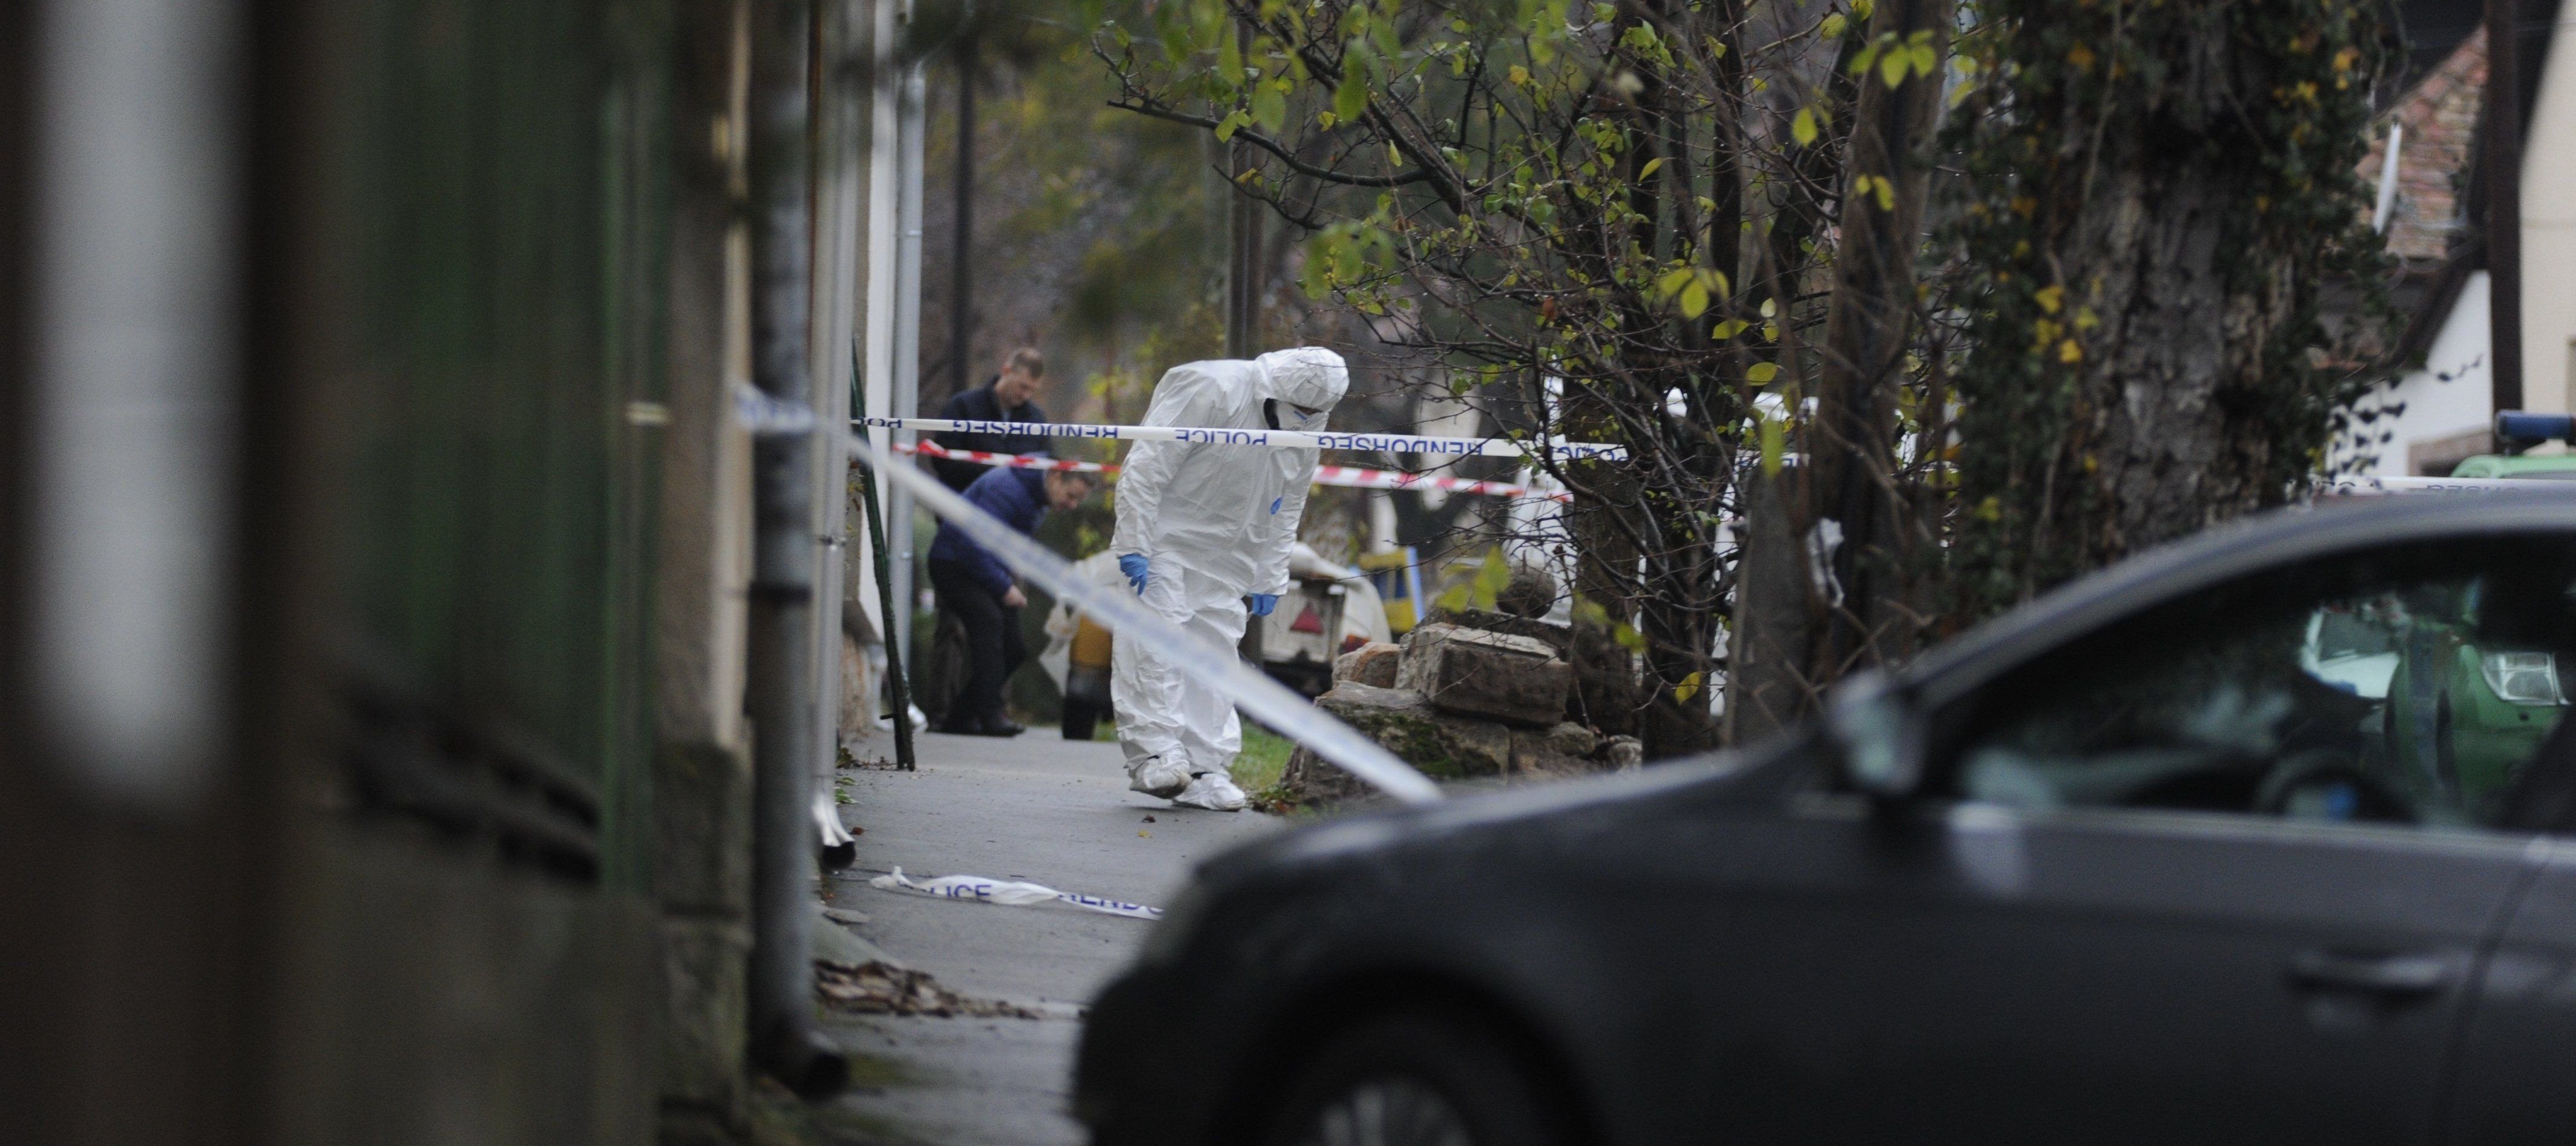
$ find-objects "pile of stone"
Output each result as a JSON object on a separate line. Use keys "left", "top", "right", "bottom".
{"left": 1276, "top": 607, "right": 1644, "bottom": 806}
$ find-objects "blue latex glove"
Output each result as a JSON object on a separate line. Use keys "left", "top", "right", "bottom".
{"left": 1247, "top": 593, "right": 1279, "bottom": 617}
{"left": 1119, "top": 553, "right": 1149, "bottom": 594}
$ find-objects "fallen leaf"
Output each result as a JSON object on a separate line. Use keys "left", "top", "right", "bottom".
{"left": 816, "top": 961, "right": 1043, "bottom": 1019}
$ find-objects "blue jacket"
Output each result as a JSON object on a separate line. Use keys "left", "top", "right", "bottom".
{"left": 928, "top": 465, "right": 1048, "bottom": 595}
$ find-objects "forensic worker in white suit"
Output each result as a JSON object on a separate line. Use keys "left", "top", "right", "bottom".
{"left": 1110, "top": 347, "right": 1349, "bottom": 811}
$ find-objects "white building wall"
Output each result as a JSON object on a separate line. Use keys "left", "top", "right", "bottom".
{"left": 2523, "top": 5, "right": 2576, "bottom": 417}
{"left": 2333, "top": 272, "right": 2494, "bottom": 477}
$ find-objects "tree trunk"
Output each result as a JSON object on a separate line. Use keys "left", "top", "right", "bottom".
{"left": 1945, "top": 2, "right": 2390, "bottom": 608}
{"left": 1725, "top": 0, "right": 1951, "bottom": 742}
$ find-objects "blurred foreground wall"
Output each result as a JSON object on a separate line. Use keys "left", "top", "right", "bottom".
{"left": 0, "top": 1, "right": 878, "bottom": 1144}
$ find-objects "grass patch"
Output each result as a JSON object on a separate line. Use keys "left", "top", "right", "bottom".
{"left": 1232, "top": 725, "right": 1295, "bottom": 794}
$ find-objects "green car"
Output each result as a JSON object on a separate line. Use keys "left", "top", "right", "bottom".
{"left": 2361, "top": 584, "right": 2564, "bottom": 821}
{"left": 2450, "top": 453, "right": 2576, "bottom": 479}
{"left": 2353, "top": 453, "right": 2576, "bottom": 819}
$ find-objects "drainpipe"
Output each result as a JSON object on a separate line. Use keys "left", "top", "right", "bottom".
{"left": 745, "top": 0, "right": 846, "bottom": 1099}
{"left": 887, "top": 54, "right": 927, "bottom": 673}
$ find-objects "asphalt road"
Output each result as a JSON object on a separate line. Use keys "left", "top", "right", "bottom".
{"left": 818, "top": 729, "right": 1281, "bottom": 1146}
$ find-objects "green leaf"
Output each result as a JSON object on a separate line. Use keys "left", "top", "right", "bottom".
{"left": 1880, "top": 47, "right": 1910, "bottom": 87}
{"left": 1612, "top": 621, "right": 1647, "bottom": 653}
{"left": 1746, "top": 361, "right": 1779, "bottom": 384}
{"left": 1673, "top": 671, "right": 1703, "bottom": 704}
{"left": 1250, "top": 82, "right": 1286, "bottom": 133}
{"left": 1302, "top": 237, "right": 1334, "bottom": 298}
{"left": 1638, "top": 156, "right": 1664, "bottom": 180}
{"left": 1712, "top": 318, "right": 1750, "bottom": 340}
{"left": 1759, "top": 414, "right": 1785, "bottom": 475}
{"left": 1218, "top": 31, "right": 1243, "bottom": 90}
{"left": 1213, "top": 109, "right": 1251, "bottom": 142}
{"left": 1680, "top": 280, "right": 1709, "bottom": 318}
{"left": 1792, "top": 107, "right": 1819, "bottom": 147}
{"left": 1821, "top": 13, "right": 1847, "bottom": 38}
{"left": 1655, "top": 268, "right": 1694, "bottom": 300}
{"left": 1334, "top": 71, "right": 1368, "bottom": 121}
{"left": 1909, "top": 41, "right": 1938, "bottom": 77}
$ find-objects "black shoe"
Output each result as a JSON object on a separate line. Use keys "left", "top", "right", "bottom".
{"left": 951, "top": 716, "right": 1025, "bottom": 738}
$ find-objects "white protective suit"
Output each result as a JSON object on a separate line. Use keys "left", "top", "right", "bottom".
{"left": 1111, "top": 347, "right": 1349, "bottom": 808}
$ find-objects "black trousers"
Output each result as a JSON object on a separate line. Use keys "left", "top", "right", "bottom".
{"left": 927, "top": 558, "right": 1024, "bottom": 726}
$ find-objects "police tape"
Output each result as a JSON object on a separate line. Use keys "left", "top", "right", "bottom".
{"left": 901, "top": 440, "right": 1114, "bottom": 472}
{"left": 1313, "top": 463, "right": 1571, "bottom": 502}
{"left": 846, "top": 422, "right": 1445, "bottom": 806}
{"left": 869, "top": 867, "right": 1162, "bottom": 921}
{"left": 898, "top": 439, "right": 1569, "bottom": 501}
{"left": 853, "top": 415, "right": 1629, "bottom": 461}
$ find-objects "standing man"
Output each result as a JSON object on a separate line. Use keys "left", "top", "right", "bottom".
{"left": 1111, "top": 347, "right": 1348, "bottom": 811}
{"left": 932, "top": 346, "right": 1051, "bottom": 492}
{"left": 927, "top": 463, "right": 1098, "bottom": 736}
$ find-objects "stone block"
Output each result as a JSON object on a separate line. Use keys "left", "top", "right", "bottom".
{"left": 1397, "top": 623, "right": 1570, "bottom": 726}
{"left": 1507, "top": 722, "right": 1606, "bottom": 782}
{"left": 1425, "top": 607, "right": 1574, "bottom": 654}
{"left": 1543, "top": 722, "right": 1599, "bottom": 758}
{"left": 1278, "top": 682, "right": 1518, "bottom": 805}
{"left": 1332, "top": 641, "right": 1403, "bottom": 688}
{"left": 1597, "top": 735, "right": 1644, "bottom": 771}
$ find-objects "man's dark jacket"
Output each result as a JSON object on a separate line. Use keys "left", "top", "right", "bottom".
{"left": 931, "top": 378, "right": 1048, "bottom": 490}
{"left": 927, "top": 466, "right": 1048, "bottom": 596}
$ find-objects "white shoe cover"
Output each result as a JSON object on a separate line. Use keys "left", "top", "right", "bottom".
{"left": 1128, "top": 756, "right": 1192, "bottom": 799}
{"left": 1171, "top": 772, "right": 1247, "bottom": 812}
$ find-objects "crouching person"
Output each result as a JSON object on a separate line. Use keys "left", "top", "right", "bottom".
{"left": 926, "top": 462, "right": 1097, "bottom": 736}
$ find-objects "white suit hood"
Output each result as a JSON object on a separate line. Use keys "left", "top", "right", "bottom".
{"left": 1109, "top": 351, "right": 1343, "bottom": 597}
{"left": 1254, "top": 347, "right": 1349, "bottom": 413}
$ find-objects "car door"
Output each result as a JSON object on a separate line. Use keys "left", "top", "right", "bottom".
{"left": 1694, "top": 539, "right": 2571, "bottom": 1146}
{"left": 2438, "top": 843, "right": 2576, "bottom": 1143}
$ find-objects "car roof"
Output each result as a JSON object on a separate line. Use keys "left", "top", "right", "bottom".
{"left": 1901, "top": 493, "right": 2576, "bottom": 706}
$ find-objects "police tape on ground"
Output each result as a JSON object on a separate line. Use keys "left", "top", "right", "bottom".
{"left": 869, "top": 867, "right": 1162, "bottom": 921}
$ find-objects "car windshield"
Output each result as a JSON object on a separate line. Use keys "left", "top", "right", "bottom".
{"left": 1951, "top": 562, "right": 2576, "bottom": 830}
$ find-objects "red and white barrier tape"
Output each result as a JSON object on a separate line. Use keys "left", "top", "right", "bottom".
{"left": 895, "top": 440, "right": 1568, "bottom": 501}
{"left": 901, "top": 440, "right": 1114, "bottom": 472}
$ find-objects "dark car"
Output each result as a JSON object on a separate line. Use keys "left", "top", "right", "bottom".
{"left": 1074, "top": 496, "right": 2576, "bottom": 1146}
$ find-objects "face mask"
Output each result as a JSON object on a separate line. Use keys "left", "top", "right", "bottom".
{"left": 1280, "top": 404, "right": 1328, "bottom": 431}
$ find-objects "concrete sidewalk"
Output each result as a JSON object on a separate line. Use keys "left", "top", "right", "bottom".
{"left": 817, "top": 730, "right": 1280, "bottom": 1146}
